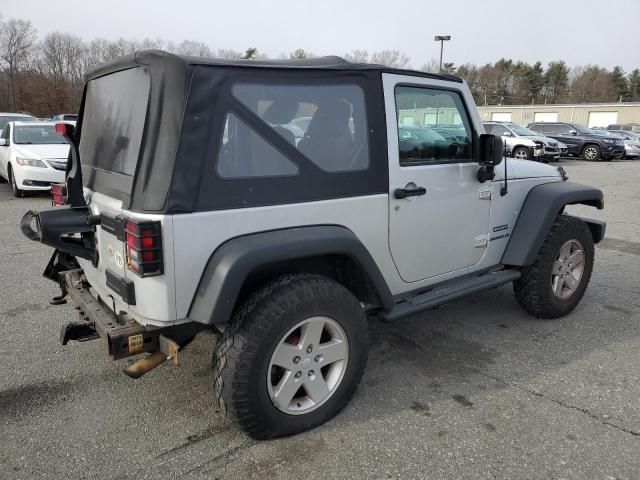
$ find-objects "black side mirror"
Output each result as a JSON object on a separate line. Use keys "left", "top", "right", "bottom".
{"left": 478, "top": 133, "right": 504, "bottom": 167}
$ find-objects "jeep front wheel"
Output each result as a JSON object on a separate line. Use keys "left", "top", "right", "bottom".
{"left": 212, "top": 274, "right": 368, "bottom": 439}
{"left": 513, "top": 216, "right": 594, "bottom": 319}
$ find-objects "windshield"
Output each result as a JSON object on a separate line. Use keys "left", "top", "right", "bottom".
{"left": 13, "top": 125, "right": 66, "bottom": 145}
{"left": 509, "top": 124, "right": 537, "bottom": 136}
{"left": 0, "top": 115, "right": 35, "bottom": 130}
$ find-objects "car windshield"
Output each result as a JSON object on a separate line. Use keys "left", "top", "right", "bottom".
{"left": 13, "top": 125, "right": 67, "bottom": 145}
{"left": 0, "top": 115, "right": 35, "bottom": 130}
{"left": 509, "top": 124, "right": 537, "bottom": 136}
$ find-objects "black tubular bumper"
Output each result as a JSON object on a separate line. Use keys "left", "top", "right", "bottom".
{"left": 60, "top": 269, "right": 203, "bottom": 360}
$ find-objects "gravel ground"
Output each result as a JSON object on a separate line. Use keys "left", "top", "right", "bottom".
{"left": 0, "top": 159, "right": 639, "bottom": 480}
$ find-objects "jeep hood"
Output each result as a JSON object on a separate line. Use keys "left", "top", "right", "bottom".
{"left": 494, "top": 159, "right": 562, "bottom": 181}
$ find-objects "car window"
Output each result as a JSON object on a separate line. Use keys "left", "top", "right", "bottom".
{"left": 483, "top": 124, "right": 494, "bottom": 134}
{"left": 13, "top": 125, "right": 66, "bottom": 145}
{"left": 217, "top": 113, "right": 299, "bottom": 179}
{"left": 555, "top": 124, "right": 573, "bottom": 134}
{"left": 395, "top": 86, "right": 473, "bottom": 165}
{"left": 231, "top": 83, "right": 369, "bottom": 174}
{"left": 533, "top": 124, "right": 555, "bottom": 134}
{"left": 490, "top": 124, "right": 510, "bottom": 136}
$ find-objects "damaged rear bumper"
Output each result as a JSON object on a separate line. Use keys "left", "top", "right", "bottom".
{"left": 58, "top": 269, "right": 204, "bottom": 373}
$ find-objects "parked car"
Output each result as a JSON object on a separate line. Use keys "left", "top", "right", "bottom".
{"left": 527, "top": 122, "right": 625, "bottom": 161}
{"left": 51, "top": 113, "right": 78, "bottom": 122}
{"left": 0, "top": 112, "right": 37, "bottom": 131}
{"left": 483, "top": 121, "right": 562, "bottom": 162}
{"left": 607, "top": 130, "right": 640, "bottom": 158}
{"left": 21, "top": 51, "right": 605, "bottom": 439}
{"left": 0, "top": 121, "right": 69, "bottom": 197}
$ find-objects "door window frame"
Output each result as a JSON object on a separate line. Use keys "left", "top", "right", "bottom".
{"left": 393, "top": 83, "right": 478, "bottom": 167}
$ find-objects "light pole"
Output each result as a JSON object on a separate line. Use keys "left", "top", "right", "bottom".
{"left": 434, "top": 35, "right": 451, "bottom": 72}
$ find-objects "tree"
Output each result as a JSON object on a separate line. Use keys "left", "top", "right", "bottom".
{"left": 0, "top": 18, "right": 37, "bottom": 109}
{"left": 610, "top": 66, "right": 629, "bottom": 101}
{"left": 570, "top": 65, "right": 617, "bottom": 103}
{"left": 420, "top": 58, "right": 440, "bottom": 74}
{"left": 289, "top": 48, "right": 308, "bottom": 59}
{"left": 242, "top": 47, "right": 258, "bottom": 60}
{"left": 167, "top": 40, "right": 212, "bottom": 57}
{"left": 344, "top": 49, "right": 369, "bottom": 63}
{"left": 628, "top": 69, "right": 640, "bottom": 102}
{"left": 216, "top": 48, "right": 244, "bottom": 59}
{"left": 371, "top": 50, "right": 410, "bottom": 69}
{"left": 543, "top": 61, "right": 570, "bottom": 103}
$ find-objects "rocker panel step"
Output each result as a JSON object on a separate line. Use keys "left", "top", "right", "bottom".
{"left": 381, "top": 269, "right": 521, "bottom": 322}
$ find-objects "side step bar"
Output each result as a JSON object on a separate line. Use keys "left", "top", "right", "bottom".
{"left": 381, "top": 269, "right": 521, "bottom": 322}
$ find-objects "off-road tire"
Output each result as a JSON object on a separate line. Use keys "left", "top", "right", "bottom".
{"left": 212, "top": 274, "right": 368, "bottom": 439}
{"left": 514, "top": 215, "right": 594, "bottom": 319}
{"left": 8, "top": 166, "right": 24, "bottom": 198}
{"left": 582, "top": 144, "right": 601, "bottom": 161}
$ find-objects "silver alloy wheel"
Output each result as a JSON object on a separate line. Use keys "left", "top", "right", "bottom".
{"left": 514, "top": 148, "right": 529, "bottom": 159}
{"left": 584, "top": 147, "right": 599, "bottom": 160}
{"left": 267, "top": 316, "right": 348, "bottom": 415}
{"left": 551, "top": 239, "right": 585, "bottom": 300}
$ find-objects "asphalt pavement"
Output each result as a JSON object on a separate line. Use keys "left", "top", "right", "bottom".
{"left": 0, "top": 159, "right": 638, "bottom": 479}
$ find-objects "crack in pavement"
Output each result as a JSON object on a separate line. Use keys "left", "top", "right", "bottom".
{"left": 476, "top": 371, "right": 640, "bottom": 438}
{"left": 390, "top": 328, "right": 640, "bottom": 439}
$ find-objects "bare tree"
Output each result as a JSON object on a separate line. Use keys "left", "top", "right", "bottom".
{"left": 0, "top": 18, "right": 37, "bottom": 109}
{"left": 216, "top": 48, "right": 244, "bottom": 59}
{"left": 167, "top": 40, "right": 212, "bottom": 57}
{"left": 371, "top": 50, "right": 410, "bottom": 69}
{"left": 420, "top": 58, "right": 440, "bottom": 73}
{"left": 344, "top": 49, "right": 369, "bottom": 63}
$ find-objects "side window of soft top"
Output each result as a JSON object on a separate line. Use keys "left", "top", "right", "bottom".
{"left": 216, "top": 83, "right": 370, "bottom": 179}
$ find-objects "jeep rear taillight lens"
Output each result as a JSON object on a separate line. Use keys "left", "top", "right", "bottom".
{"left": 124, "top": 219, "right": 163, "bottom": 277}
{"left": 51, "top": 183, "right": 67, "bottom": 206}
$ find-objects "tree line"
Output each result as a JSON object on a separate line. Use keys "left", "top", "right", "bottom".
{"left": 1, "top": 17, "right": 639, "bottom": 117}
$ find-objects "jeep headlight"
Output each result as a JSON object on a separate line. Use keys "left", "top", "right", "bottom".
{"left": 15, "top": 157, "right": 47, "bottom": 168}
{"left": 602, "top": 139, "right": 613, "bottom": 144}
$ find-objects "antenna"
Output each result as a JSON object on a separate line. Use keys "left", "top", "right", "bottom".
{"left": 500, "top": 138, "right": 508, "bottom": 196}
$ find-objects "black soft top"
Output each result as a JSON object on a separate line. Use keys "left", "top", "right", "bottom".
{"left": 85, "top": 49, "right": 462, "bottom": 83}
{"left": 79, "top": 50, "right": 460, "bottom": 213}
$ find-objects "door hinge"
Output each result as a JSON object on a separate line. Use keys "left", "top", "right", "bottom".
{"left": 475, "top": 234, "right": 489, "bottom": 248}
{"left": 479, "top": 188, "right": 492, "bottom": 200}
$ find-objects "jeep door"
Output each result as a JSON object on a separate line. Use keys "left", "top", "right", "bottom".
{"left": 384, "top": 74, "right": 491, "bottom": 283}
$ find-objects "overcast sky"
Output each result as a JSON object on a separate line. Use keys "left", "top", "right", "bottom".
{"left": 4, "top": 0, "right": 640, "bottom": 71}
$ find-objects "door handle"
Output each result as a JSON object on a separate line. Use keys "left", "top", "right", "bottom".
{"left": 394, "top": 186, "right": 426, "bottom": 199}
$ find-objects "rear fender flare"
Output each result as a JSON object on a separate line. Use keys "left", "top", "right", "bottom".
{"left": 188, "top": 225, "right": 394, "bottom": 325}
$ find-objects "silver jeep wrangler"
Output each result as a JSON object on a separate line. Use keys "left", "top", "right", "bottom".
{"left": 22, "top": 51, "right": 605, "bottom": 439}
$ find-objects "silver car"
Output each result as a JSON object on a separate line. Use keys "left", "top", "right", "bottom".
{"left": 484, "top": 121, "right": 564, "bottom": 162}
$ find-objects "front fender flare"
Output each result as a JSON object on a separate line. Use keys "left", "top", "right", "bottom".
{"left": 501, "top": 181, "right": 604, "bottom": 266}
{"left": 188, "top": 225, "right": 394, "bottom": 325}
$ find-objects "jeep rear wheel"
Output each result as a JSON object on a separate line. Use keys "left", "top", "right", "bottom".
{"left": 582, "top": 144, "right": 601, "bottom": 161}
{"left": 212, "top": 274, "right": 368, "bottom": 439}
{"left": 514, "top": 216, "right": 594, "bottom": 319}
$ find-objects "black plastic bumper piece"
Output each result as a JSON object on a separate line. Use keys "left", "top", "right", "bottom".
{"left": 60, "top": 321, "right": 100, "bottom": 345}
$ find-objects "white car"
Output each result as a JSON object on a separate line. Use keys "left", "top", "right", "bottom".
{"left": 0, "top": 121, "right": 70, "bottom": 197}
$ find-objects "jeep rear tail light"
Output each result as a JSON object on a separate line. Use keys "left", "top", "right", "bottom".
{"left": 51, "top": 183, "right": 67, "bottom": 206}
{"left": 124, "top": 219, "right": 163, "bottom": 277}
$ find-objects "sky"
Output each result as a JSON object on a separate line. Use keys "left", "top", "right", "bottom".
{"left": 3, "top": 0, "right": 640, "bottom": 71}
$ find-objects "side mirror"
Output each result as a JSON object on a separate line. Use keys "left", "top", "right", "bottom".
{"left": 0, "top": 138, "right": 7, "bottom": 146}
{"left": 569, "top": 130, "right": 577, "bottom": 136}
{"left": 478, "top": 133, "right": 504, "bottom": 167}
{"left": 503, "top": 131, "right": 513, "bottom": 137}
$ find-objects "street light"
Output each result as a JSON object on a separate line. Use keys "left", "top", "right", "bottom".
{"left": 434, "top": 35, "right": 451, "bottom": 72}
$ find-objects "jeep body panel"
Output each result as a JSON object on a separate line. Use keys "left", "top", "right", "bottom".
{"left": 188, "top": 225, "right": 394, "bottom": 325}
{"left": 501, "top": 181, "right": 604, "bottom": 266}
